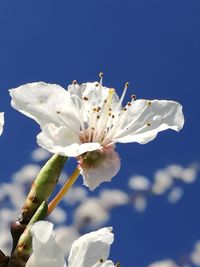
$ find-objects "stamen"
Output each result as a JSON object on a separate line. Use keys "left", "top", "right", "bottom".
{"left": 117, "top": 82, "right": 129, "bottom": 109}
{"left": 99, "top": 72, "right": 103, "bottom": 87}
{"left": 72, "top": 81, "right": 86, "bottom": 136}
{"left": 93, "top": 88, "right": 115, "bottom": 142}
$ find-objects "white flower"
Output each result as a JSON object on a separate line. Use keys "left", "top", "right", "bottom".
{"left": 26, "top": 221, "right": 115, "bottom": 267}
{"left": 10, "top": 81, "right": 184, "bottom": 190}
{"left": 0, "top": 112, "right": 4, "bottom": 136}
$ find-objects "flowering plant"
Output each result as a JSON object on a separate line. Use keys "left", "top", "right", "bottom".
{"left": 0, "top": 75, "right": 184, "bottom": 267}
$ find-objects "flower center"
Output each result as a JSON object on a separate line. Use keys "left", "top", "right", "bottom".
{"left": 78, "top": 150, "right": 106, "bottom": 169}
{"left": 75, "top": 75, "right": 136, "bottom": 146}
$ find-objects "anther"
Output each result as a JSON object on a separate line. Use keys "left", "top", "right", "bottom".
{"left": 147, "top": 122, "right": 151, "bottom": 126}
{"left": 83, "top": 96, "right": 89, "bottom": 101}
{"left": 112, "top": 115, "right": 115, "bottom": 118}
{"left": 56, "top": 111, "right": 61, "bottom": 114}
{"left": 99, "top": 72, "right": 103, "bottom": 78}
{"left": 108, "top": 113, "right": 112, "bottom": 116}
{"left": 93, "top": 108, "right": 97, "bottom": 112}
{"left": 131, "top": 95, "right": 136, "bottom": 100}
{"left": 95, "top": 83, "right": 99, "bottom": 87}
{"left": 127, "top": 102, "right": 132, "bottom": 106}
{"left": 123, "top": 107, "right": 127, "bottom": 111}
{"left": 97, "top": 115, "right": 100, "bottom": 119}
{"left": 147, "top": 101, "right": 152, "bottom": 106}
{"left": 72, "top": 80, "right": 77, "bottom": 85}
{"left": 100, "top": 259, "right": 104, "bottom": 263}
{"left": 125, "top": 81, "right": 129, "bottom": 88}
{"left": 109, "top": 108, "right": 112, "bottom": 111}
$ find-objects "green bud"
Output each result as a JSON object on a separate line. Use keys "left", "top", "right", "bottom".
{"left": 20, "top": 154, "right": 67, "bottom": 223}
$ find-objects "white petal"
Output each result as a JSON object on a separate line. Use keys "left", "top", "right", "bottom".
{"left": 68, "top": 82, "right": 119, "bottom": 109}
{"left": 0, "top": 112, "right": 4, "bottom": 136}
{"left": 68, "top": 227, "right": 114, "bottom": 267}
{"left": 26, "top": 221, "right": 66, "bottom": 267}
{"left": 80, "top": 150, "right": 120, "bottom": 190}
{"left": 9, "top": 82, "right": 80, "bottom": 130}
{"left": 113, "top": 100, "right": 184, "bottom": 144}
{"left": 37, "top": 123, "right": 101, "bottom": 157}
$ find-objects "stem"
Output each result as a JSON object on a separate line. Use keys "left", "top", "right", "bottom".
{"left": 48, "top": 167, "right": 80, "bottom": 214}
{"left": 8, "top": 202, "right": 48, "bottom": 267}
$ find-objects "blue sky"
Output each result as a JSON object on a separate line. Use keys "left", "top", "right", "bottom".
{"left": 0, "top": 0, "right": 200, "bottom": 266}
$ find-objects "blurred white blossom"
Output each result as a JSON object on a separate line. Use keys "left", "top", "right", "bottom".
{"left": 133, "top": 195, "right": 147, "bottom": 213}
{"left": 0, "top": 112, "right": 4, "bottom": 136}
{"left": 147, "top": 259, "right": 178, "bottom": 267}
{"left": 74, "top": 198, "right": 109, "bottom": 229}
{"left": 48, "top": 206, "right": 68, "bottom": 224}
{"left": 99, "top": 189, "right": 129, "bottom": 210}
{"left": 63, "top": 186, "right": 88, "bottom": 205}
{"left": 55, "top": 226, "right": 80, "bottom": 257}
{"left": 152, "top": 170, "right": 173, "bottom": 195}
{"left": 12, "top": 164, "right": 40, "bottom": 184}
{"left": 191, "top": 241, "right": 200, "bottom": 266}
{"left": 167, "top": 187, "right": 184, "bottom": 204}
{"left": 31, "top": 147, "right": 51, "bottom": 162}
{"left": 128, "top": 175, "right": 151, "bottom": 191}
